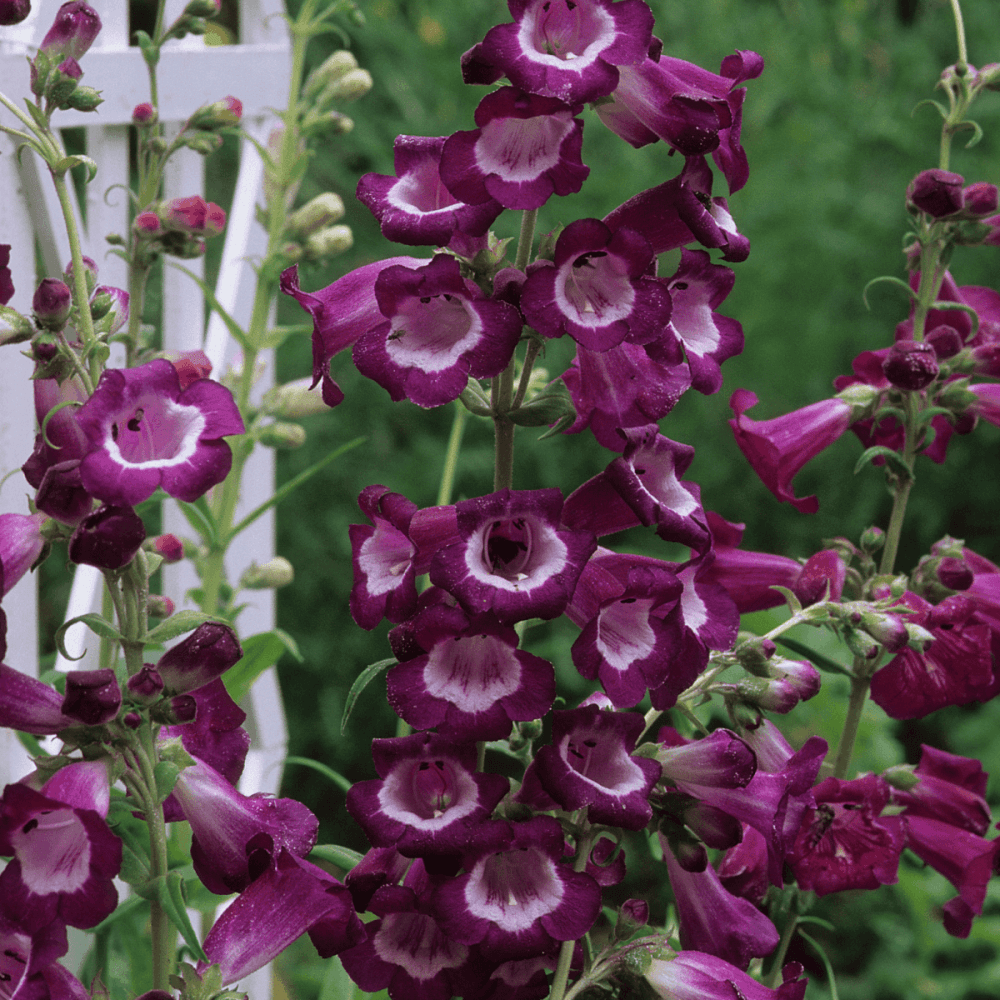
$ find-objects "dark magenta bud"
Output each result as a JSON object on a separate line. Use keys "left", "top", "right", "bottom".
{"left": 62, "top": 668, "right": 121, "bottom": 725}
{"left": 127, "top": 665, "right": 164, "bottom": 705}
{"left": 926, "top": 324, "right": 963, "bottom": 359}
{"left": 882, "top": 341, "right": 939, "bottom": 390}
{"left": 937, "top": 556, "right": 974, "bottom": 591}
{"left": 123, "top": 711, "right": 142, "bottom": 729}
{"left": 32, "top": 278, "right": 72, "bottom": 329}
{"left": 907, "top": 169, "right": 965, "bottom": 217}
{"left": 68, "top": 505, "right": 146, "bottom": 569}
{"left": 156, "top": 622, "right": 242, "bottom": 695}
{"left": 618, "top": 898, "right": 650, "bottom": 932}
{"left": 40, "top": 2, "right": 101, "bottom": 62}
{"left": 793, "top": 549, "right": 847, "bottom": 606}
{"left": 152, "top": 533, "right": 184, "bottom": 563}
{"left": 132, "top": 102, "right": 157, "bottom": 126}
{"left": 0, "top": 0, "right": 31, "bottom": 26}
{"left": 962, "top": 182, "right": 999, "bottom": 217}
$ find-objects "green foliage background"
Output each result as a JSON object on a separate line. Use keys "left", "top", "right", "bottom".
{"left": 265, "top": 1, "right": 1000, "bottom": 997}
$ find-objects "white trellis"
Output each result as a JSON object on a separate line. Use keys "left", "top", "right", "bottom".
{"left": 0, "top": 2, "right": 292, "bottom": 995}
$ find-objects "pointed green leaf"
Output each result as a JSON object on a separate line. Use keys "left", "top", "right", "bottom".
{"left": 853, "top": 446, "right": 914, "bottom": 483}
{"left": 54, "top": 154, "right": 98, "bottom": 182}
{"left": 285, "top": 756, "right": 351, "bottom": 795}
{"left": 174, "top": 496, "right": 220, "bottom": 548}
{"left": 861, "top": 275, "right": 917, "bottom": 311}
{"left": 54, "top": 613, "right": 123, "bottom": 661}
{"left": 772, "top": 636, "right": 853, "bottom": 676}
{"left": 912, "top": 98, "right": 948, "bottom": 121}
{"left": 153, "top": 761, "right": 181, "bottom": 802}
{"left": 341, "top": 658, "right": 396, "bottom": 735}
{"left": 156, "top": 871, "right": 209, "bottom": 963}
{"left": 145, "top": 610, "right": 227, "bottom": 645}
{"left": 769, "top": 586, "right": 802, "bottom": 616}
{"left": 223, "top": 630, "right": 293, "bottom": 704}
{"left": 309, "top": 845, "right": 364, "bottom": 872}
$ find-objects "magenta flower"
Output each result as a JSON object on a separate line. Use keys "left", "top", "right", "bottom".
{"left": 0, "top": 914, "right": 92, "bottom": 1000}
{"left": 281, "top": 256, "right": 425, "bottom": 406}
{"left": 519, "top": 218, "right": 672, "bottom": 351}
{"left": 0, "top": 1, "right": 30, "bottom": 26}
{"left": 0, "top": 513, "right": 46, "bottom": 598}
{"left": 40, "top": 2, "right": 101, "bottom": 63}
{"left": 0, "top": 761, "right": 120, "bottom": 932}
{"left": 346, "top": 732, "right": 509, "bottom": 856}
{"left": 353, "top": 255, "right": 523, "bottom": 407}
{"left": 0, "top": 664, "right": 76, "bottom": 735}
{"left": 906, "top": 168, "right": 965, "bottom": 217}
{"left": 430, "top": 488, "right": 596, "bottom": 624}
{"left": 645, "top": 950, "right": 807, "bottom": 1000}
{"left": 729, "top": 389, "right": 854, "bottom": 513}
{"left": 67, "top": 504, "right": 145, "bottom": 569}
{"left": 462, "top": 0, "right": 654, "bottom": 104}
{"left": 0, "top": 244, "right": 13, "bottom": 303}
{"left": 357, "top": 135, "right": 503, "bottom": 247}
{"left": 440, "top": 88, "right": 589, "bottom": 210}
{"left": 155, "top": 622, "right": 242, "bottom": 695}
{"left": 61, "top": 669, "right": 121, "bottom": 725}
{"left": 160, "top": 195, "right": 226, "bottom": 236}
{"left": 74, "top": 359, "right": 244, "bottom": 507}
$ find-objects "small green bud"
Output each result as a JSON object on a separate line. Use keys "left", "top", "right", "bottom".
{"left": 89, "top": 291, "right": 112, "bottom": 320}
{"left": 47, "top": 75, "right": 80, "bottom": 107}
{"left": 905, "top": 621, "right": 935, "bottom": 650}
{"left": 287, "top": 193, "right": 346, "bottom": 237}
{"left": 318, "top": 68, "right": 373, "bottom": 105}
{"left": 882, "top": 764, "right": 919, "bottom": 791}
{"left": 304, "top": 50, "right": 358, "bottom": 100}
{"left": 835, "top": 381, "right": 881, "bottom": 419}
{"left": 517, "top": 718, "right": 544, "bottom": 740}
{"left": 145, "top": 135, "right": 170, "bottom": 155}
{"left": 843, "top": 626, "right": 879, "bottom": 660}
{"left": 181, "top": 132, "right": 225, "bottom": 156}
{"left": 257, "top": 421, "right": 306, "bottom": 449}
{"left": 240, "top": 556, "right": 295, "bottom": 590}
{"left": 0, "top": 305, "right": 35, "bottom": 345}
{"left": 860, "top": 525, "right": 885, "bottom": 554}
{"left": 184, "top": 0, "right": 222, "bottom": 16}
{"left": 64, "top": 86, "right": 103, "bottom": 112}
{"left": 263, "top": 378, "right": 328, "bottom": 419}
{"left": 303, "top": 224, "right": 353, "bottom": 260}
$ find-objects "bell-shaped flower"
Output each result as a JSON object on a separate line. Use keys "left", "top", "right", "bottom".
{"left": 67, "top": 504, "right": 146, "bottom": 569}
{"left": 520, "top": 704, "right": 661, "bottom": 828}
{"left": 357, "top": 135, "right": 503, "bottom": 247}
{"left": 0, "top": 760, "right": 120, "bottom": 931}
{"left": 717, "top": 825, "right": 770, "bottom": 903}
{"left": 519, "top": 218, "right": 672, "bottom": 351}
{"left": 728, "top": 389, "right": 855, "bottom": 513}
{"left": 346, "top": 732, "right": 509, "bottom": 856}
{"left": 596, "top": 50, "right": 764, "bottom": 193}
{"left": 0, "top": 513, "right": 46, "bottom": 598}
{"left": 645, "top": 950, "right": 807, "bottom": 1000}
{"left": 386, "top": 607, "right": 555, "bottom": 741}
{"left": 280, "top": 257, "right": 426, "bottom": 406}
{"left": 430, "top": 488, "right": 596, "bottom": 624}
{"left": 562, "top": 339, "right": 691, "bottom": 451}
{"left": 462, "top": 0, "right": 654, "bottom": 104}
{"left": 440, "top": 88, "right": 589, "bottom": 210}
{"left": 434, "top": 816, "right": 602, "bottom": 961}
{"left": 155, "top": 622, "right": 242, "bottom": 696}
{"left": 889, "top": 745, "right": 991, "bottom": 835}
{"left": 0, "top": 664, "right": 76, "bottom": 735}
{"left": 788, "top": 774, "right": 905, "bottom": 895}
{"left": 74, "top": 359, "right": 245, "bottom": 507}
{"left": 0, "top": 914, "right": 92, "bottom": 1000}
{"left": 659, "top": 836, "right": 779, "bottom": 970}
{"left": 656, "top": 727, "right": 757, "bottom": 790}
{"left": 61, "top": 669, "right": 121, "bottom": 725}
{"left": 170, "top": 756, "right": 318, "bottom": 894}
{"left": 40, "top": 1, "right": 102, "bottom": 62}
{"left": 201, "top": 849, "right": 366, "bottom": 985}
{"left": 353, "top": 255, "right": 523, "bottom": 408}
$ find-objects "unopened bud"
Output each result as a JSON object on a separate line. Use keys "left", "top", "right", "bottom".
{"left": 135, "top": 211, "right": 163, "bottom": 236}
{"left": 0, "top": 0, "right": 30, "bottom": 26}
{"left": 304, "top": 50, "right": 358, "bottom": 99}
{"left": 844, "top": 626, "right": 879, "bottom": 660}
{"left": 858, "top": 611, "right": 909, "bottom": 652}
{"left": 239, "top": 556, "right": 294, "bottom": 590}
{"left": 264, "top": 378, "right": 328, "bottom": 419}
{"left": 936, "top": 556, "right": 973, "bottom": 591}
{"left": 188, "top": 95, "right": 242, "bottom": 130}
{"left": 183, "top": 0, "right": 221, "bottom": 15}
{"left": 32, "top": 278, "right": 72, "bottom": 329}
{"left": 906, "top": 168, "right": 965, "bottom": 218}
{"left": 40, "top": 2, "right": 102, "bottom": 63}
{"left": 979, "top": 63, "right": 1000, "bottom": 91}
{"left": 962, "top": 182, "right": 999, "bottom": 217}
{"left": 182, "top": 132, "right": 224, "bottom": 156}
{"left": 91, "top": 285, "right": 129, "bottom": 336}
{"left": 905, "top": 622, "right": 935, "bottom": 651}
{"left": 287, "top": 193, "right": 346, "bottom": 237}
{"left": 303, "top": 224, "right": 353, "bottom": 260}
{"left": 518, "top": 718, "right": 544, "bottom": 740}
{"left": 132, "top": 102, "right": 158, "bottom": 126}
{"left": 127, "top": 665, "right": 164, "bottom": 705}
{"left": 793, "top": 549, "right": 846, "bottom": 606}
{"left": 882, "top": 763, "right": 919, "bottom": 791}
{"left": 64, "top": 255, "right": 98, "bottom": 294}
{"left": 733, "top": 636, "right": 776, "bottom": 677}
{"left": 617, "top": 899, "right": 650, "bottom": 936}
{"left": 64, "top": 86, "right": 103, "bottom": 112}
{"left": 882, "top": 341, "right": 939, "bottom": 391}
{"left": 147, "top": 594, "right": 175, "bottom": 618}
{"left": 0, "top": 305, "right": 36, "bottom": 345}
{"left": 860, "top": 525, "right": 885, "bottom": 554}
{"left": 926, "top": 324, "right": 963, "bottom": 359}
{"left": 258, "top": 421, "right": 306, "bottom": 449}
{"left": 150, "top": 533, "right": 184, "bottom": 563}
{"left": 319, "top": 68, "right": 373, "bottom": 105}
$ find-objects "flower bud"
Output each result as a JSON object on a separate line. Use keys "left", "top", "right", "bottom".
{"left": 123, "top": 711, "right": 142, "bottom": 729}
{"left": 62, "top": 668, "right": 122, "bottom": 725}
{"left": 860, "top": 525, "right": 885, "bottom": 554}
{"left": 0, "top": 305, "right": 36, "bottom": 345}
{"left": 40, "top": 2, "right": 102, "bottom": 62}
{"left": 925, "top": 323, "right": 963, "bottom": 359}
{"left": 858, "top": 610, "right": 909, "bottom": 652}
{"left": 64, "top": 255, "right": 98, "bottom": 295}
{"left": 157, "top": 622, "right": 242, "bottom": 694}
{"left": 47, "top": 58, "right": 83, "bottom": 105}
{"left": 962, "top": 182, "right": 999, "bottom": 217}
{"left": 188, "top": 95, "right": 242, "bottom": 130}
{"left": 616, "top": 899, "right": 650, "bottom": 936}
{"left": 257, "top": 421, "right": 306, "bottom": 449}
{"left": 132, "top": 102, "right": 158, "bottom": 126}
{"left": 304, "top": 50, "right": 358, "bottom": 99}
{"left": 303, "top": 224, "right": 353, "bottom": 260}
{"left": 239, "top": 556, "right": 294, "bottom": 590}
{"left": 882, "top": 340, "right": 939, "bottom": 390}
{"left": 151, "top": 533, "right": 184, "bottom": 563}
{"left": 906, "top": 168, "right": 965, "bottom": 217}
{"left": 152, "top": 695, "right": 197, "bottom": 725}
{"left": 32, "top": 278, "right": 72, "bottom": 329}
{"left": 881, "top": 763, "right": 919, "bottom": 792}
{"left": 0, "top": 0, "right": 30, "bottom": 26}
{"left": 160, "top": 195, "right": 226, "bottom": 237}
{"left": 64, "top": 85, "right": 103, "bottom": 112}
{"left": 793, "top": 549, "right": 846, "bottom": 606}
{"left": 843, "top": 626, "right": 879, "bottom": 660}
{"left": 286, "top": 193, "right": 346, "bottom": 237}
{"left": 320, "top": 68, "right": 373, "bottom": 104}
{"left": 905, "top": 621, "right": 935, "bottom": 650}
{"left": 263, "top": 377, "right": 328, "bottom": 419}
{"left": 127, "top": 665, "right": 164, "bottom": 705}
{"left": 91, "top": 285, "right": 129, "bottom": 335}
{"left": 181, "top": 132, "right": 225, "bottom": 156}
{"left": 184, "top": 0, "right": 221, "bottom": 15}
{"left": 936, "top": 556, "right": 973, "bottom": 591}
{"left": 733, "top": 636, "right": 776, "bottom": 677}
{"left": 135, "top": 211, "right": 162, "bottom": 235}
{"left": 978, "top": 63, "right": 1000, "bottom": 91}
{"left": 68, "top": 505, "right": 146, "bottom": 569}
{"left": 147, "top": 594, "right": 175, "bottom": 618}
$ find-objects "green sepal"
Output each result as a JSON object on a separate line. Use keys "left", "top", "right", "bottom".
{"left": 769, "top": 585, "right": 802, "bottom": 616}
{"left": 953, "top": 118, "right": 984, "bottom": 149}
{"left": 53, "top": 154, "right": 99, "bottom": 182}
{"left": 853, "top": 446, "right": 914, "bottom": 483}
{"left": 25, "top": 98, "right": 50, "bottom": 132}
{"left": 341, "top": 657, "right": 396, "bottom": 735}
{"left": 135, "top": 30, "right": 160, "bottom": 67}
{"left": 308, "top": 844, "right": 364, "bottom": 871}
{"left": 55, "top": 613, "right": 123, "bottom": 661}
{"left": 145, "top": 609, "right": 227, "bottom": 644}
{"left": 153, "top": 761, "right": 181, "bottom": 802}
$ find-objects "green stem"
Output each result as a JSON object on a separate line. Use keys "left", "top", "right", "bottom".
{"left": 764, "top": 917, "right": 799, "bottom": 989}
{"left": 832, "top": 667, "right": 872, "bottom": 779}
{"left": 511, "top": 339, "right": 542, "bottom": 410}
{"left": 878, "top": 391, "right": 919, "bottom": 576}
{"left": 437, "top": 403, "right": 469, "bottom": 507}
{"left": 549, "top": 827, "right": 596, "bottom": 1000}
{"left": 948, "top": 0, "right": 968, "bottom": 74}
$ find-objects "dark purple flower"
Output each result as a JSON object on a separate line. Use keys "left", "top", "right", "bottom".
{"left": 0, "top": 761, "right": 120, "bottom": 931}
{"left": 788, "top": 774, "right": 905, "bottom": 895}
{"left": 645, "top": 950, "right": 807, "bottom": 1000}
{"left": 0, "top": 664, "right": 76, "bottom": 735}
{"left": 462, "top": 0, "right": 654, "bottom": 104}
{"left": 67, "top": 504, "right": 145, "bottom": 569}
{"left": 386, "top": 607, "right": 556, "bottom": 741}
{"left": 717, "top": 825, "right": 770, "bottom": 903}
{"left": 440, "top": 88, "right": 589, "bottom": 210}
{"left": 347, "top": 733, "right": 509, "bottom": 856}
{"left": 74, "top": 359, "right": 244, "bottom": 507}
{"left": 434, "top": 817, "right": 602, "bottom": 961}
{"left": 0, "top": 244, "right": 13, "bottom": 304}
{"left": 0, "top": 913, "right": 95, "bottom": 1000}
{"left": 522, "top": 704, "right": 661, "bottom": 828}
{"left": 962, "top": 181, "right": 999, "bottom": 217}
{"left": 40, "top": 2, "right": 101, "bottom": 62}
{"left": 159, "top": 195, "right": 226, "bottom": 236}
{"left": 280, "top": 257, "right": 425, "bottom": 406}
{"left": 729, "top": 389, "right": 855, "bottom": 513}
{"left": 519, "top": 218, "right": 671, "bottom": 351}
{"left": 357, "top": 135, "right": 503, "bottom": 247}
{"left": 906, "top": 168, "right": 965, "bottom": 217}
{"left": 882, "top": 340, "right": 939, "bottom": 390}
{"left": 791, "top": 549, "right": 846, "bottom": 606}
{"left": 430, "top": 489, "right": 596, "bottom": 624}
{"left": 32, "top": 279, "right": 72, "bottom": 330}
{"left": 61, "top": 669, "right": 121, "bottom": 725}
{"left": 354, "top": 255, "right": 523, "bottom": 407}
{"left": 155, "top": 622, "right": 242, "bottom": 695}
{"left": 0, "top": 513, "right": 46, "bottom": 598}
{"left": 0, "top": 1, "right": 30, "bottom": 26}
{"left": 890, "top": 745, "right": 990, "bottom": 835}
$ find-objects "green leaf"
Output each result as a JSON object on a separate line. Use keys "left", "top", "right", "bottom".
{"left": 769, "top": 586, "right": 802, "bottom": 616}
{"left": 928, "top": 299, "right": 979, "bottom": 338}
{"left": 317, "top": 957, "right": 362, "bottom": 1000}
{"left": 772, "top": 636, "right": 853, "bottom": 676}
{"left": 912, "top": 98, "right": 948, "bottom": 121}
{"left": 225, "top": 436, "right": 365, "bottom": 544}
{"left": 91, "top": 893, "right": 149, "bottom": 934}
{"left": 15, "top": 730, "right": 44, "bottom": 757}
{"left": 25, "top": 99, "right": 49, "bottom": 131}
{"left": 915, "top": 405, "right": 953, "bottom": 427}
{"left": 164, "top": 261, "right": 252, "bottom": 353}
{"left": 55, "top": 613, "right": 123, "bottom": 660}
{"left": 853, "top": 446, "right": 914, "bottom": 483}
{"left": 285, "top": 756, "right": 352, "bottom": 794}
{"left": 341, "top": 657, "right": 396, "bottom": 736}
{"left": 153, "top": 871, "right": 209, "bottom": 963}
{"left": 954, "top": 118, "right": 984, "bottom": 149}
{"left": 861, "top": 275, "right": 917, "bottom": 311}
{"left": 799, "top": 928, "right": 840, "bottom": 1000}
{"left": 309, "top": 844, "right": 365, "bottom": 872}
{"left": 53, "top": 154, "right": 98, "bottom": 182}
{"left": 223, "top": 630, "right": 300, "bottom": 704}
{"left": 145, "top": 610, "right": 227, "bottom": 644}
{"left": 153, "top": 761, "right": 181, "bottom": 802}
{"left": 174, "top": 496, "right": 220, "bottom": 548}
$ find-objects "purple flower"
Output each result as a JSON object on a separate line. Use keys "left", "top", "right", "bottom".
{"left": 519, "top": 218, "right": 672, "bottom": 351}
{"left": 170, "top": 757, "right": 318, "bottom": 894}
{"left": 0, "top": 915, "right": 91, "bottom": 1000}
{"left": 645, "top": 950, "right": 807, "bottom": 1000}
{"left": 61, "top": 669, "right": 121, "bottom": 725}
{"left": 729, "top": 389, "right": 854, "bottom": 513}
{"left": 155, "top": 622, "right": 242, "bottom": 695}
{"left": 596, "top": 50, "right": 764, "bottom": 193}
{"left": 462, "top": 0, "right": 654, "bottom": 104}
{"left": 346, "top": 733, "right": 509, "bottom": 856}
{"left": 430, "top": 489, "right": 596, "bottom": 624}
{"left": 0, "top": 761, "right": 120, "bottom": 932}
{"left": 0, "top": 664, "right": 76, "bottom": 735}
{"left": 788, "top": 774, "right": 905, "bottom": 895}
{"left": 74, "top": 359, "right": 244, "bottom": 507}
{"left": 32, "top": 279, "right": 72, "bottom": 330}
{"left": 906, "top": 168, "right": 965, "bottom": 217}
{"left": 280, "top": 257, "right": 425, "bottom": 406}
{"left": 354, "top": 255, "right": 523, "bottom": 407}
{"left": 434, "top": 817, "right": 601, "bottom": 961}
{"left": 0, "top": 513, "right": 46, "bottom": 598}
{"left": 357, "top": 135, "right": 503, "bottom": 247}
{"left": 0, "top": 244, "right": 14, "bottom": 304}
{"left": 40, "top": 2, "right": 101, "bottom": 63}
{"left": 791, "top": 549, "right": 846, "bottom": 606}
{"left": 440, "top": 88, "right": 589, "bottom": 210}
{"left": 0, "top": 1, "right": 30, "bottom": 27}
{"left": 67, "top": 504, "right": 145, "bottom": 569}
{"left": 386, "top": 607, "right": 556, "bottom": 741}
{"left": 521, "top": 705, "right": 661, "bottom": 828}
